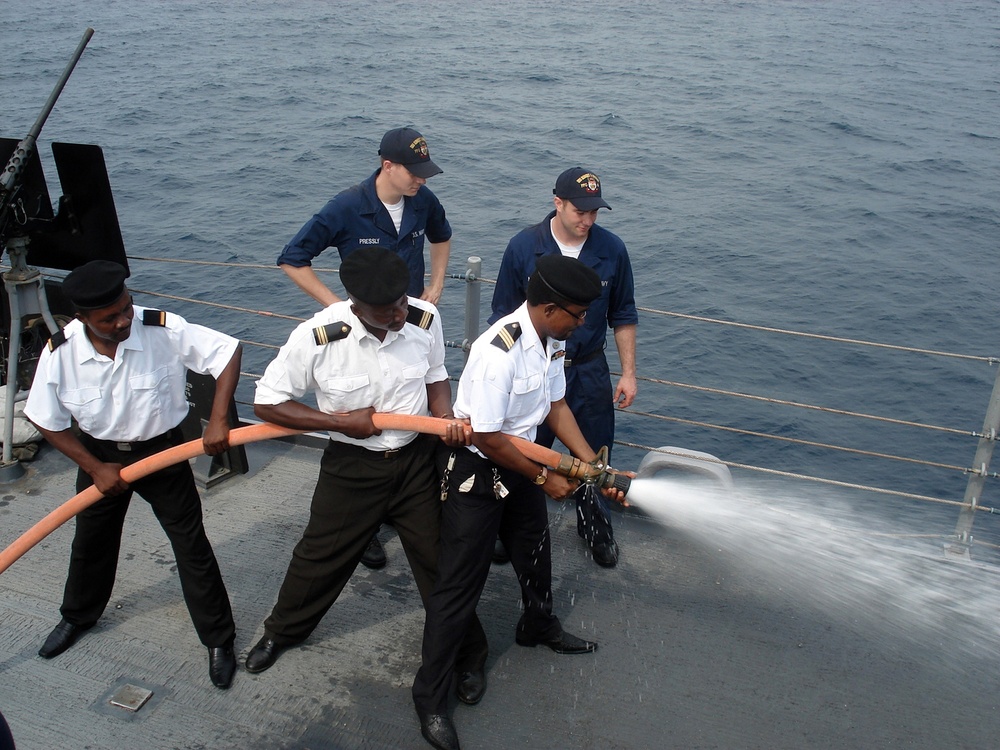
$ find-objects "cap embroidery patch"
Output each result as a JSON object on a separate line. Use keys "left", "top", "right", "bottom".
{"left": 577, "top": 173, "right": 600, "bottom": 194}
{"left": 409, "top": 137, "right": 430, "bottom": 159}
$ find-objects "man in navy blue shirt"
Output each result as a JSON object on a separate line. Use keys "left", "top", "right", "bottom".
{"left": 490, "top": 167, "right": 638, "bottom": 567}
{"left": 277, "top": 127, "right": 453, "bottom": 568}
{"left": 278, "top": 127, "right": 452, "bottom": 306}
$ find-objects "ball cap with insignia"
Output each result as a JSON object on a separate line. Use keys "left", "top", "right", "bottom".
{"left": 62, "top": 260, "right": 129, "bottom": 310}
{"left": 553, "top": 167, "right": 611, "bottom": 211}
{"left": 340, "top": 247, "right": 410, "bottom": 305}
{"left": 378, "top": 127, "right": 443, "bottom": 179}
{"left": 535, "top": 254, "right": 602, "bottom": 305}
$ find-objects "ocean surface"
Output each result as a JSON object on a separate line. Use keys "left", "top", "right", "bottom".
{"left": 3, "top": 1, "right": 1000, "bottom": 543}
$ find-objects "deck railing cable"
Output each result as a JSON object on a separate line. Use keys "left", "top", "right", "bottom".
{"left": 26, "top": 258, "right": 998, "bottom": 519}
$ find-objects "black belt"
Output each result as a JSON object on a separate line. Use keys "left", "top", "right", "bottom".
{"left": 330, "top": 437, "right": 421, "bottom": 460}
{"left": 90, "top": 428, "right": 177, "bottom": 453}
{"left": 564, "top": 347, "right": 604, "bottom": 368}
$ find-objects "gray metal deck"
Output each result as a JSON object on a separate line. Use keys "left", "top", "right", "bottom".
{"left": 1, "top": 440, "right": 998, "bottom": 749}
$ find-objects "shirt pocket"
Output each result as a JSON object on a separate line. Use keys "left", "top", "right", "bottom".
{"left": 325, "top": 373, "right": 372, "bottom": 410}
{"left": 508, "top": 373, "right": 543, "bottom": 417}
{"left": 401, "top": 361, "right": 430, "bottom": 381}
{"left": 129, "top": 366, "right": 171, "bottom": 416}
{"left": 61, "top": 385, "right": 103, "bottom": 419}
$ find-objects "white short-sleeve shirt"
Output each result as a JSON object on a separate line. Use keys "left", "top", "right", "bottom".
{"left": 454, "top": 302, "right": 566, "bottom": 456}
{"left": 24, "top": 306, "right": 239, "bottom": 442}
{"left": 254, "top": 297, "right": 447, "bottom": 450}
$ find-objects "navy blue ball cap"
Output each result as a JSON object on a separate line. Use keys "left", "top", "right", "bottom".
{"left": 62, "top": 260, "right": 129, "bottom": 310}
{"left": 340, "top": 247, "right": 409, "bottom": 305}
{"left": 534, "top": 254, "right": 602, "bottom": 306}
{"left": 378, "top": 127, "right": 443, "bottom": 179}
{"left": 553, "top": 167, "right": 611, "bottom": 211}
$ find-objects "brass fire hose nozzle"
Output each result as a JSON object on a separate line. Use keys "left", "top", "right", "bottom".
{"left": 554, "top": 446, "right": 631, "bottom": 496}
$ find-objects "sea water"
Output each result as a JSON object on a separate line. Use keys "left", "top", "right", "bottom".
{"left": 2, "top": 1, "right": 999, "bottom": 515}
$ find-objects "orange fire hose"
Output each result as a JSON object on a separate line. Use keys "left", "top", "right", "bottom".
{"left": 0, "top": 414, "right": 571, "bottom": 575}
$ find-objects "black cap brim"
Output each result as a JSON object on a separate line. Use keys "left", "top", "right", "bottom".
{"left": 563, "top": 195, "right": 611, "bottom": 211}
{"left": 404, "top": 159, "right": 443, "bottom": 179}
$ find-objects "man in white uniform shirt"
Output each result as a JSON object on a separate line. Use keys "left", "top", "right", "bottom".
{"left": 24, "top": 260, "right": 242, "bottom": 689}
{"left": 246, "top": 247, "right": 487, "bottom": 699}
{"left": 411, "top": 254, "right": 628, "bottom": 750}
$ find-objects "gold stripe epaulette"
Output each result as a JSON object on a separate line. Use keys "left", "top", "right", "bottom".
{"left": 491, "top": 322, "right": 522, "bottom": 351}
{"left": 313, "top": 321, "right": 351, "bottom": 345}
{"left": 406, "top": 306, "right": 434, "bottom": 330}
{"left": 142, "top": 309, "right": 167, "bottom": 327}
{"left": 47, "top": 330, "right": 67, "bottom": 352}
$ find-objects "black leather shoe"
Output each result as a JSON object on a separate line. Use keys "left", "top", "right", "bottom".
{"left": 208, "top": 645, "right": 236, "bottom": 689}
{"left": 456, "top": 667, "right": 486, "bottom": 705}
{"left": 418, "top": 713, "right": 460, "bottom": 750}
{"left": 515, "top": 630, "right": 597, "bottom": 655}
{"left": 245, "top": 636, "right": 284, "bottom": 673}
{"left": 492, "top": 538, "right": 510, "bottom": 565}
{"left": 592, "top": 540, "right": 619, "bottom": 568}
{"left": 38, "top": 618, "right": 92, "bottom": 659}
{"left": 360, "top": 534, "right": 387, "bottom": 569}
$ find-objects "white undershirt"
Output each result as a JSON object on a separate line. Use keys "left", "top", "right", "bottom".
{"left": 549, "top": 218, "right": 584, "bottom": 259}
{"left": 382, "top": 197, "right": 405, "bottom": 233}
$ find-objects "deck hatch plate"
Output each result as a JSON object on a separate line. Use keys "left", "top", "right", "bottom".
{"left": 108, "top": 684, "right": 154, "bottom": 712}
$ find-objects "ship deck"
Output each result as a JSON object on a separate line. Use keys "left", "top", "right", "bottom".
{"left": 1, "top": 438, "right": 998, "bottom": 750}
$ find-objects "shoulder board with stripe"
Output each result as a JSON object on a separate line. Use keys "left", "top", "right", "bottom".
{"left": 313, "top": 321, "right": 351, "bottom": 345}
{"left": 142, "top": 309, "right": 167, "bottom": 327}
{"left": 491, "top": 322, "right": 522, "bottom": 351}
{"left": 47, "top": 329, "right": 68, "bottom": 352}
{"left": 405, "top": 306, "right": 435, "bottom": 330}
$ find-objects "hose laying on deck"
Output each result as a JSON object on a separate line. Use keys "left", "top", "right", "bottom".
{"left": 0, "top": 414, "right": 566, "bottom": 575}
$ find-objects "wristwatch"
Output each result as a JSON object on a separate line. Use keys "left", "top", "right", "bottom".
{"left": 532, "top": 466, "right": 548, "bottom": 485}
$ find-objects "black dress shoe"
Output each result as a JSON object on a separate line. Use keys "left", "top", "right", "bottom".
{"left": 38, "top": 618, "right": 92, "bottom": 659}
{"left": 515, "top": 630, "right": 597, "bottom": 655}
{"left": 456, "top": 667, "right": 486, "bottom": 705}
{"left": 360, "top": 534, "right": 387, "bottom": 569}
{"left": 492, "top": 538, "right": 510, "bottom": 565}
{"left": 592, "top": 540, "right": 619, "bottom": 568}
{"left": 418, "top": 713, "right": 460, "bottom": 750}
{"left": 208, "top": 645, "right": 236, "bottom": 689}
{"left": 245, "top": 636, "right": 284, "bottom": 673}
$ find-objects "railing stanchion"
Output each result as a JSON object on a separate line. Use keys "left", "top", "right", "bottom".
{"left": 462, "top": 256, "right": 482, "bottom": 363}
{"left": 951, "top": 362, "right": 1000, "bottom": 552}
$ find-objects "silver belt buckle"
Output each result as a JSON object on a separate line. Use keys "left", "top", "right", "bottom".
{"left": 383, "top": 447, "right": 401, "bottom": 459}
{"left": 563, "top": 357, "right": 573, "bottom": 368}
{"left": 116, "top": 441, "right": 133, "bottom": 452}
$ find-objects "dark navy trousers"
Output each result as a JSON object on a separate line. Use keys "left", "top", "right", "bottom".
{"left": 64, "top": 429, "right": 235, "bottom": 648}
{"left": 413, "top": 448, "right": 562, "bottom": 715}
{"left": 536, "top": 353, "right": 617, "bottom": 545}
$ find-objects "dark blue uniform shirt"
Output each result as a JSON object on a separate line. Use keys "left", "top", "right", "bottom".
{"left": 489, "top": 211, "right": 638, "bottom": 358}
{"left": 277, "top": 169, "right": 452, "bottom": 298}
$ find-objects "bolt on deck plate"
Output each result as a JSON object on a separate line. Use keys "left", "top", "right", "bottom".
{"left": 108, "top": 683, "right": 154, "bottom": 712}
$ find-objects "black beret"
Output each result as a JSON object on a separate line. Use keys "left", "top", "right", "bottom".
{"left": 340, "top": 247, "right": 409, "bottom": 305}
{"left": 62, "top": 260, "right": 129, "bottom": 310}
{"left": 534, "top": 254, "right": 602, "bottom": 306}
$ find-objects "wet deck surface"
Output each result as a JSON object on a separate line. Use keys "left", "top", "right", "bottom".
{"left": 1, "top": 440, "right": 998, "bottom": 750}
